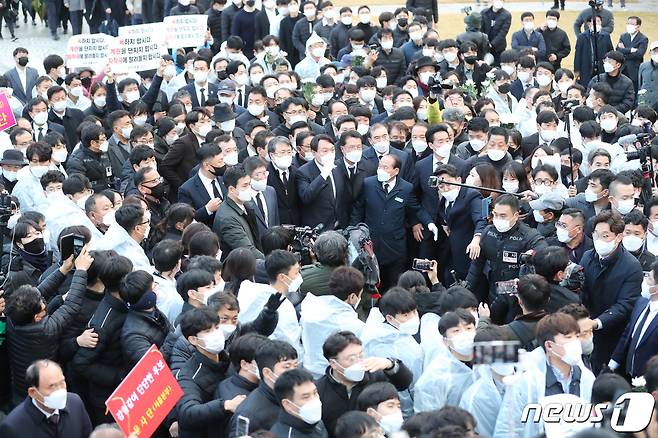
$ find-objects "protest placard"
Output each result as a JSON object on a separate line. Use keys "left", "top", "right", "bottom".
{"left": 65, "top": 34, "right": 115, "bottom": 71}
{"left": 163, "top": 14, "right": 208, "bottom": 48}
{"left": 0, "top": 93, "right": 17, "bottom": 133}
{"left": 105, "top": 345, "right": 183, "bottom": 437}
{"left": 109, "top": 23, "right": 167, "bottom": 73}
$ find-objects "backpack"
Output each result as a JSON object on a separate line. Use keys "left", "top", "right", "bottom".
{"left": 342, "top": 223, "right": 380, "bottom": 295}
{"left": 99, "top": 14, "right": 118, "bottom": 37}
{"left": 508, "top": 320, "right": 538, "bottom": 352}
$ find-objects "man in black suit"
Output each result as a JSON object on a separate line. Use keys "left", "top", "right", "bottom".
{"left": 362, "top": 123, "right": 413, "bottom": 181}
{"left": 180, "top": 57, "right": 220, "bottom": 108}
{"left": 244, "top": 156, "right": 280, "bottom": 236}
{"left": 481, "top": 0, "right": 512, "bottom": 65}
{"left": 267, "top": 136, "right": 300, "bottom": 225}
{"left": 296, "top": 134, "right": 344, "bottom": 230}
{"left": 161, "top": 109, "right": 213, "bottom": 198}
{"left": 609, "top": 263, "right": 658, "bottom": 380}
{"left": 46, "top": 86, "right": 85, "bottom": 152}
{"left": 178, "top": 143, "right": 228, "bottom": 226}
{"left": 335, "top": 130, "right": 376, "bottom": 229}
{"left": 510, "top": 55, "right": 537, "bottom": 101}
{"left": 255, "top": 0, "right": 278, "bottom": 41}
{"left": 617, "top": 16, "right": 648, "bottom": 92}
{"left": 433, "top": 164, "right": 486, "bottom": 282}
{"left": 25, "top": 97, "right": 66, "bottom": 143}
{"left": 351, "top": 153, "right": 424, "bottom": 289}
{"left": 0, "top": 359, "right": 92, "bottom": 438}
{"left": 227, "top": 60, "right": 251, "bottom": 109}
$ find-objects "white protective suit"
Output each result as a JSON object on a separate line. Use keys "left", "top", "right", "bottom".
{"left": 492, "top": 346, "right": 595, "bottom": 438}
{"left": 41, "top": 193, "right": 102, "bottom": 259}
{"left": 413, "top": 345, "right": 475, "bottom": 413}
{"left": 459, "top": 367, "right": 504, "bottom": 438}
{"left": 300, "top": 293, "right": 365, "bottom": 378}
{"left": 12, "top": 166, "right": 47, "bottom": 212}
{"left": 361, "top": 308, "right": 424, "bottom": 416}
{"left": 238, "top": 280, "right": 303, "bottom": 358}
{"left": 419, "top": 312, "right": 449, "bottom": 370}
{"left": 92, "top": 222, "right": 151, "bottom": 270}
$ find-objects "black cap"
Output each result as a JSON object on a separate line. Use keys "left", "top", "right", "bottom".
{"left": 214, "top": 103, "right": 236, "bottom": 122}
{"left": 0, "top": 149, "right": 27, "bottom": 166}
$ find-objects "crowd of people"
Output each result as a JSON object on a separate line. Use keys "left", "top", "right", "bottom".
{"left": 1, "top": 0, "right": 658, "bottom": 437}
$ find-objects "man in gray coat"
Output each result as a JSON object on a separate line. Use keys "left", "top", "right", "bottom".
{"left": 213, "top": 164, "right": 265, "bottom": 260}
{"left": 639, "top": 41, "right": 658, "bottom": 111}
{"left": 573, "top": 4, "right": 614, "bottom": 37}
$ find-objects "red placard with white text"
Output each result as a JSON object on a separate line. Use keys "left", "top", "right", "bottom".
{"left": 105, "top": 345, "right": 183, "bottom": 437}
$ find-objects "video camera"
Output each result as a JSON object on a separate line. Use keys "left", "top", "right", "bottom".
{"left": 0, "top": 194, "right": 12, "bottom": 224}
{"left": 561, "top": 99, "right": 580, "bottom": 112}
{"left": 588, "top": 0, "right": 604, "bottom": 7}
{"left": 281, "top": 223, "right": 324, "bottom": 266}
{"left": 427, "top": 73, "right": 453, "bottom": 95}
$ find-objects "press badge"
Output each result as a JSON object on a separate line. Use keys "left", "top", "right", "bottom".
{"left": 502, "top": 251, "right": 518, "bottom": 263}
{"left": 105, "top": 166, "right": 113, "bottom": 177}
{"left": 395, "top": 197, "right": 404, "bottom": 203}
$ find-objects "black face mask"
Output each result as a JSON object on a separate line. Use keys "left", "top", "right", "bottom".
{"left": 246, "top": 0, "right": 255, "bottom": 6}
{"left": 217, "top": 70, "right": 228, "bottom": 81}
{"left": 22, "top": 238, "right": 45, "bottom": 254}
{"left": 498, "top": 83, "right": 511, "bottom": 94}
{"left": 80, "top": 77, "right": 92, "bottom": 88}
{"left": 18, "top": 56, "right": 29, "bottom": 67}
{"left": 175, "top": 54, "right": 185, "bottom": 66}
{"left": 398, "top": 18, "right": 408, "bottom": 27}
{"left": 210, "top": 164, "right": 226, "bottom": 176}
{"left": 464, "top": 55, "right": 478, "bottom": 65}
{"left": 344, "top": 98, "right": 359, "bottom": 106}
{"left": 149, "top": 181, "right": 168, "bottom": 199}
{"left": 390, "top": 140, "right": 405, "bottom": 150}
{"left": 561, "top": 165, "right": 572, "bottom": 176}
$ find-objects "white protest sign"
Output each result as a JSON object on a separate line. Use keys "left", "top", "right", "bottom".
{"left": 66, "top": 34, "right": 115, "bottom": 70}
{"left": 109, "top": 23, "right": 167, "bottom": 73}
{"left": 163, "top": 14, "right": 208, "bottom": 48}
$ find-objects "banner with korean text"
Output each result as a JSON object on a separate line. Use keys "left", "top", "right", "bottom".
{"left": 65, "top": 34, "right": 115, "bottom": 71}
{"left": 105, "top": 345, "right": 183, "bottom": 437}
{"left": 0, "top": 93, "right": 17, "bottom": 133}
{"left": 163, "top": 14, "right": 208, "bottom": 48}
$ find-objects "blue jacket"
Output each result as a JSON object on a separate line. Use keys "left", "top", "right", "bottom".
{"left": 178, "top": 172, "right": 228, "bottom": 226}
{"left": 361, "top": 146, "right": 414, "bottom": 183}
{"left": 581, "top": 245, "right": 643, "bottom": 373}
{"left": 511, "top": 29, "right": 546, "bottom": 61}
{"left": 351, "top": 176, "right": 421, "bottom": 265}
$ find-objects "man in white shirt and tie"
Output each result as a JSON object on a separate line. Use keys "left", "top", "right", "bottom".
{"left": 227, "top": 61, "right": 250, "bottom": 108}
{"left": 244, "top": 156, "right": 280, "bottom": 236}
{"left": 27, "top": 98, "right": 64, "bottom": 143}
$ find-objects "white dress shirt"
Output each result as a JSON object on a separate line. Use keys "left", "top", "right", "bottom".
{"left": 33, "top": 122, "right": 47, "bottom": 141}
{"left": 17, "top": 67, "right": 27, "bottom": 94}
{"left": 315, "top": 159, "right": 336, "bottom": 197}
{"left": 383, "top": 177, "right": 396, "bottom": 193}
{"left": 266, "top": 8, "right": 280, "bottom": 36}
{"left": 196, "top": 83, "right": 209, "bottom": 106}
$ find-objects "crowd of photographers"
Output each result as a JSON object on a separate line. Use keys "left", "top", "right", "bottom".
{"left": 2, "top": 0, "right": 658, "bottom": 437}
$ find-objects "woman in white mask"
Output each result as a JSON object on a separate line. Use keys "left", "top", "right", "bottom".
{"left": 531, "top": 164, "right": 569, "bottom": 200}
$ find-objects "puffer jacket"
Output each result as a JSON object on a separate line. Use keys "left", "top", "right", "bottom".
{"left": 587, "top": 73, "right": 635, "bottom": 115}
{"left": 7, "top": 270, "right": 87, "bottom": 399}
{"left": 66, "top": 146, "right": 116, "bottom": 193}
{"left": 120, "top": 308, "right": 172, "bottom": 369}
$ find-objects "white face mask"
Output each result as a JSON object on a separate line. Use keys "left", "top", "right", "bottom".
{"left": 487, "top": 149, "right": 506, "bottom": 161}
{"left": 93, "top": 96, "right": 107, "bottom": 108}
{"left": 248, "top": 104, "right": 265, "bottom": 117}
{"left": 418, "top": 72, "right": 433, "bottom": 85}
{"left": 341, "top": 16, "right": 352, "bottom": 25}
{"left": 523, "top": 21, "right": 535, "bottom": 31}
{"left": 31, "top": 165, "right": 49, "bottom": 178}
{"left": 219, "top": 323, "right": 237, "bottom": 337}
{"left": 251, "top": 178, "right": 267, "bottom": 192}
{"left": 584, "top": 188, "right": 599, "bottom": 203}
{"left": 557, "top": 81, "right": 573, "bottom": 93}
{"left": 198, "top": 329, "right": 225, "bottom": 354}
{"left": 372, "top": 141, "right": 389, "bottom": 155}
{"left": 52, "top": 100, "right": 67, "bottom": 113}
{"left": 594, "top": 238, "right": 616, "bottom": 257}
{"left": 311, "top": 47, "right": 325, "bottom": 58}
{"left": 533, "top": 209, "right": 545, "bottom": 223}
{"left": 615, "top": 198, "right": 635, "bottom": 215}
{"left": 603, "top": 62, "right": 615, "bottom": 73}
{"left": 556, "top": 226, "right": 571, "bottom": 243}
{"left": 517, "top": 71, "right": 530, "bottom": 83}
{"left": 581, "top": 337, "right": 594, "bottom": 355}
{"left": 377, "top": 168, "right": 391, "bottom": 182}
{"left": 345, "top": 150, "right": 362, "bottom": 163}
{"left": 274, "top": 155, "right": 292, "bottom": 170}
{"left": 356, "top": 124, "right": 369, "bottom": 135}
{"left": 491, "top": 363, "right": 515, "bottom": 376}
{"left": 493, "top": 218, "right": 513, "bottom": 233}
{"left": 337, "top": 361, "right": 366, "bottom": 382}
{"left": 502, "top": 180, "right": 519, "bottom": 193}
{"left": 292, "top": 398, "right": 323, "bottom": 424}
{"left": 220, "top": 120, "right": 236, "bottom": 132}
{"left": 622, "top": 235, "right": 644, "bottom": 252}
{"left": 3, "top": 170, "right": 17, "bottom": 182}
{"left": 536, "top": 74, "right": 552, "bottom": 87}
{"left": 552, "top": 339, "right": 582, "bottom": 366}
{"left": 411, "top": 140, "right": 428, "bottom": 154}
{"left": 52, "top": 149, "right": 68, "bottom": 163}
{"left": 32, "top": 111, "right": 48, "bottom": 126}
{"left": 99, "top": 140, "right": 109, "bottom": 152}
{"left": 360, "top": 89, "right": 376, "bottom": 103}
{"left": 379, "top": 411, "right": 404, "bottom": 435}
{"left": 539, "top": 129, "right": 558, "bottom": 143}
{"left": 416, "top": 109, "right": 428, "bottom": 121}
{"left": 311, "top": 94, "right": 324, "bottom": 107}
{"left": 642, "top": 279, "right": 658, "bottom": 299}
{"left": 380, "top": 40, "right": 393, "bottom": 51}
{"left": 449, "top": 330, "right": 475, "bottom": 356}
{"left": 319, "top": 152, "right": 335, "bottom": 167}
{"left": 102, "top": 209, "right": 116, "bottom": 227}
{"left": 37, "top": 388, "right": 68, "bottom": 410}
{"left": 470, "top": 138, "right": 486, "bottom": 151}
{"left": 394, "top": 315, "right": 419, "bottom": 335}
{"left": 444, "top": 51, "right": 458, "bottom": 63}
{"left": 600, "top": 118, "right": 617, "bottom": 132}
{"left": 434, "top": 143, "right": 452, "bottom": 159}
{"left": 238, "top": 188, "right": 254, "bottom": 203}
{"left": 124, "top": 90, "right": 140, "bottom": 103}
{"left": 286, "top": 274, "right": 303, "bottom": 292}
{"left": 441, "top": 187, "right": 459, "bottom": 203}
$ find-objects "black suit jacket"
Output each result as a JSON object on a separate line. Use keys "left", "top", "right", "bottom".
{"left": 255, "top": 9, "right": 275, "bottom": 41}
{"left": 361, "top": 146, "right": 413, "bottom": 182}
{"left": 267, "top": 162, "right": 300, "bottom": 225}
{"left": 335, "top": 157, "right": 377, "bottom": 229}
{"left": 161, "top": 132, "right": 201, "bottom": 196}
{"left": 181, "top": 82, "right": 220, "bottom": 108}
{"left": 296, "top": 160, "right": 344, "bottom": 230}
{"left": 435, "top": 187, "right": 486, "bottom": 277}
{"left": 510, "top": 78, "right": 539, "bottom": 102}
{"left": 48, "top": 108, "right": 85, "bottom": 152}
{"left": 0, "top": 394, "right": 92, "bottom": 438}
{"left": 178, "top": 172, "right": 228, "bottom": 226}
{"left": 521, "top": 132, "right": 540, "bottom": 159}
{"left": 611, "top": 296, "right": 658, "bottom": 378}
{"left": 33, "top": 122, "right": 65, "bottom": 142}
{"left": 618, "top": 31, "right": 649, "bottom": 87}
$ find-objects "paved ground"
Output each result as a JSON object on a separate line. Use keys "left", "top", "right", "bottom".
{"left": 1, "top": 1, "right": 657, "bottom": 72}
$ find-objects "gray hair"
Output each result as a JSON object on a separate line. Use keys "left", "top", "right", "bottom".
{"left": 268, "top": 136, "right": 293, "bottom": 154}
{"left": 89, "top": 424, "right": 124, "bottom": 438}
{"left": 313, "top": 231, "right": 348, "bottom": 267}
{"left": 442, "top": 107, "right": 465, "bottom": 123}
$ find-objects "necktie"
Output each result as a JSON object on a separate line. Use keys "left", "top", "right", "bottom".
{"left": 211, "top": 179, "right": 221, "bottom": 199}
{"left": 49, "top": 413, "right": 60, "bottom": 425}
{"left": 384, "top": 183, "right": 390, "bottom": 193}
{"left": 348, "top": 166, "right": 354, "bottom": 180}
{"left": 38, "top": 128, "right": 44, "bottom": 141}
{"left": 200, "top": 88, "right": 206, "bottom": 106}
{"left": 626, "top": 305, "right": 651, "bottom": 374}
{"left": 238, "top": 89, "right": 243, "bottom": 107}
{"left": 282, "top": 170, "right": 288, "bottom": 186}
{"left": 256, "top": 193, "right": 265, "bottom": 218}
{"left": 446, "top": 200, "right": 453, "bottom": 215}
